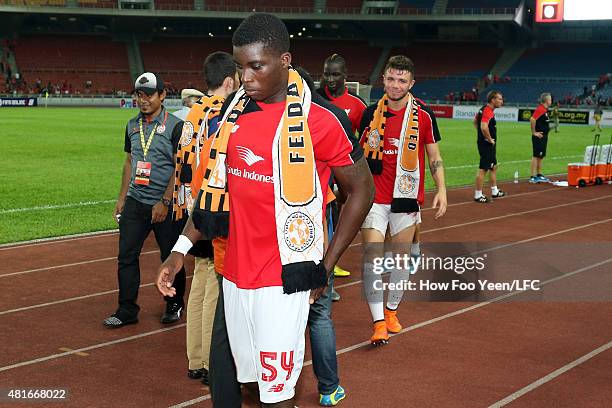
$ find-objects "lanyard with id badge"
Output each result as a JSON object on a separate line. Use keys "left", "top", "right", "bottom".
{"left": 135, "top": 111, "right": 168, "bottom": 185}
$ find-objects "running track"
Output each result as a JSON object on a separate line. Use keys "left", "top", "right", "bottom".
{"left": 1, "top": 180, "right": 611, "bottom": 407}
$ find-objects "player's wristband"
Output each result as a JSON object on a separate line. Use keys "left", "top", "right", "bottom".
{"left": 172, "top": 235, "right": 193, "bottom": 255}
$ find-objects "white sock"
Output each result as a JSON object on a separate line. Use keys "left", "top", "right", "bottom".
{"left": 369, "top": 302, "right": 385, "bottom": 322}
{"left": 491, "top": 185, "right": 499, "bottom": 195}
{"left": 387, "top": 266, "right": 410, "bottom": 310}
{"left": 474, "top": 190, "right": 483, "bottom": 199}
{"left": 363, "top": 261, "right": 384, "bottom": 321}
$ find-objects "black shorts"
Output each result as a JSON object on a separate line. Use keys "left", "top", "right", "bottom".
{"left": 478, "top": 142, "right": 497, "bottom": 170}
{"left": 532, "top": 134, "right": 548, "bottom": 158}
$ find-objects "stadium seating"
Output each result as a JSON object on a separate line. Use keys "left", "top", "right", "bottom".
{"left": 140, "top": 37, "right": 232, "bottom": 91}
{"left": 203, "top": 0, "right": 313, "bottom": 12}
{"left": 326, "top": 0, "right": 362, "bottom": 14}
{"left": 154, "top": 0, "right": 194, "bottom": 10}
{"left": 397, "top": 0, "right": 435, "bottom": 14}
{"left": 505, "top": 44, "right": 612, "bottom": 78}
{"left": 77, "top": 0, "right": 117, "bottom": 8}
{"left": 413, "top": 78, "right": 478, "bottom": 101}
{"left": 389, "top": 43, "right": 501, "bottom": 77}
{"left": 13, "top": 35, "right": 132, "bottom": 93}
{"left": 446, "top": 0, "right": 520, "bottom": 11}
{"left": 290, "top": 40, "right": 382, "bottom": 84}
{"left": 479, "top": 80, "right": 587, "bottom": 104}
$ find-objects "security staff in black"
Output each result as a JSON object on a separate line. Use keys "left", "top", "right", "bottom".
{"left": 473, "top": 90, "right": 506, "bottom": 203}
{"left": 529, "top": 92, "right": 552, "bottom": 183}
{"left": 104, "top": 72, "right": 187, "bottom": 328}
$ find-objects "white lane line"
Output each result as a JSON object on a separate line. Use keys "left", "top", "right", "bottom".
{"left": 349, "top": 194, "right": 611, "bottom": 249}
{"left": 0, "top": 186, "right": 564, "bottom": 278}
{"left": 169, "top": 256, "right": 612, "bottom": 407}
{"left": 4, "top": 217, "right": 609, "bottom": 316}
{"left": 168, "top": 394, "right": 212, "bottom": 408}
{"left": 421, "top": 195, "right": 612, "bottom": 235}
{"left": 0, "top": 199, "right": 115, "bottom": 215}
{"left": 0, "top": 250, "right": 159, "bottom": 279}
{"left": 337, "top": 217, "right": 612, "bottom": 290}
{"left": 420, "top": 185, "right": 561, "bottom": 212}
{"left": 0, "top": 324, "right": 186, "bottom": 373}
{"left": 0, "top": 176, "right": 561, "bottom": 250}
{"left": 0, "top": 230, "right": 119, "bottom": 251}
{"left": 489, "top": 340, "right": 612, "bottom": 407}
{"left": 0, "top": 274, "right": 193, "bottom": 316}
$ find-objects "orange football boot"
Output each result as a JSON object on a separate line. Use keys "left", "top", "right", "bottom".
{"left": 370, "top": 321, "right": 389, "bottom": 345}
{"left": 384, "top": 308, "right": 402, "bottom": 333}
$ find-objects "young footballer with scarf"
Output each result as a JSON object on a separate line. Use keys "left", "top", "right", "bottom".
{"left": 156, "top": 14, "right": 374, "bottom": 407}
{"left": 359, "top": 55, "right": 447, "bottom": 345}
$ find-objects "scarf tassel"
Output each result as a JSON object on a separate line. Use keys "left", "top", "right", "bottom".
{"left": 281, "top": 261, "right": 328, "bottom": 294}
{"left": 366, "top": 158, "right": 383, "bottom": 175}
{"left": 192, "top": 210, "right": 229, "bottom": 240}
{"left": 391, "top": 198, "right": 420, "bottom": 213}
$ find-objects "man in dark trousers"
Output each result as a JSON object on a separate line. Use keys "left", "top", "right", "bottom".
{"left": 104, "top": 72, "right": 186, "bottom": 328}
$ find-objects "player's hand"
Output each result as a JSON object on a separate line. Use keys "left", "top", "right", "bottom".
{"left": 156, "top": 252, "right": 184, "bottom": 297}
{"left": 151, "top": 202, "right": 168, "bottom": 223}
{"left": 309, "top": 286, "right": 327, "bottom": 305}
{"left": 113, "top": 198, "right": 125, "bottom": 223}
{"left": 432, "top": 189, "right": 447, "bottom": 219}
{"left": 309, "top": 262, "right": 331, "bottom": 304}
{"left": 488, "top": 139, "right": 496, "bottom": 145}
{"left": 533, "top": 132, "right": 544, "bottom": 138}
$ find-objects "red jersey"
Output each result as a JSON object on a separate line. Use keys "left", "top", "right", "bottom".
{"left": 318, "top": 86, "right": 367, "bottom": 134}
{"left": 222, "top": 96, "right": 361, "bottom": 289}
{"left": 360, "top": 101, "right": 436, "bottom": 205}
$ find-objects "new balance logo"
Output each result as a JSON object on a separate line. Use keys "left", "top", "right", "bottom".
{"left": 268, "top": 384, "right": 285, "bottom": 393}
{"left": 389, "top": 138, "right": 400, "bottom": 148}
{"left": 236, "top": 146, "right": 264, "bottom": 166}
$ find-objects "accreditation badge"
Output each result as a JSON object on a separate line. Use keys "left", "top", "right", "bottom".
{"left": 135, "top": 161, "right": 152, "bottom": 185}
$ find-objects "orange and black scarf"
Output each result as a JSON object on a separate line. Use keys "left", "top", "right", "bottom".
{"left": 173, "top": 95, "right": 225, "bottom": 220}
{"left": 194, "top": 68, "right": 326, "bottom": 293}
{"left": 362, "top": 93, "right": 421, "bottom": 213}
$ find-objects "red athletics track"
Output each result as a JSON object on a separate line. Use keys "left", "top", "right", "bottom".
{"left": 1, "top": 180, "right": 611, "bottom": 408}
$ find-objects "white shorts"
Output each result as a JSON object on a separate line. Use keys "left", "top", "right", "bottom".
{"left": 362, "top": 203, "right": 421, "bottom": 236}
{"left": 223, "top": 279, "right": 310, "bottom": 404}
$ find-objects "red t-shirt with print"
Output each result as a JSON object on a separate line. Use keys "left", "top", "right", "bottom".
{"left": 222, "top": 97, "right": 362, "bottom": 289}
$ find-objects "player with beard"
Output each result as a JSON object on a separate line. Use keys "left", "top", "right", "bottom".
{"left": 359, "top": 55, "right": 447, "bottom": 345}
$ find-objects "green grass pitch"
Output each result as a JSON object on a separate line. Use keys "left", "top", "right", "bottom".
{"left": 1, "top": 106, "right": 594, "bottom": 244}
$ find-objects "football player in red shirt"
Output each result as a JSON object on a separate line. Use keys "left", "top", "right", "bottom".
{"left": 359, "top": 56, "right": 447, "bottom": 345}
{"left": 317, "top": 54, "right": 368, "bottom": 286}
{"left": 157, "top": 13, "right": 374, "bottom": 408}
{"left": 317, "top": 53, "right": 367, "bottom": 134}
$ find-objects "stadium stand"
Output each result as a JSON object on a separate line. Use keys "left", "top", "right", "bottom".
{"left": 204, "top": 0, "right": 314, "bottom": 13}
{"left": 505, "top": 44, "right": 612, "bottom": 78}
{"left": 155, "top": 0, "right": 194, "bottom": 10}
{"left": 479, "top": 80, "right": 588, "bottom": 105}
{"left": 446, "top": 0, "right": 521, "bottom": 11}
{"left": 290, "top": 39, "right": 382, "bottom": 84}
{"left": 397, "top": 0, "right": 435, "bottom": 14}
{"left": 77, "top": 0, "right": 117, "bottom": 8}
{"left": 140, "top": 37, "right": 231, "bottom": 91}
{"left": 13, "top": 35, "right": 132, "bottom": 94}
{"left": 389, "top": 43, "right": 501, "bottom": 78}
{"left": 326, "top": 0, "right": 362, "bottom": 14}
{"left": 413, "top": 78, "right": 479, "bottom": 101}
